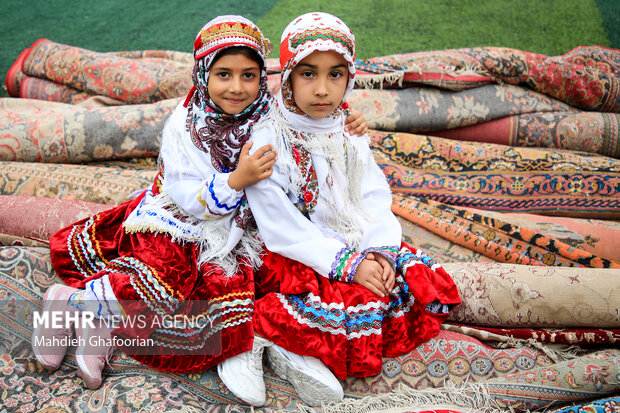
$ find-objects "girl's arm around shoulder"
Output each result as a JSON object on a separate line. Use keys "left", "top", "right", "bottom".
{"left": 162, "top": 164, "right": 246, "bottom": 220}
{"left": 246, "top": 124, "right": 289, "bottom": 190}
{"left": 228, "top": 141, "right": 277, "bottom": 191}
{"left": 344, "top": 108, "right": 368, "bottom": 136}
{"left": 244, "top": 129, "right": 363, "bottom": 281}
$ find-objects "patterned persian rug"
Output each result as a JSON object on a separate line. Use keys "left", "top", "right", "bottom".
{"left": 6, "top": 41, "right": 619, "bottom": 158}
{"left": 1, "top": 246, "right": 618, "bottom": 412}
{"left": 1, "top": 41, "right": 619, "bottom": 412}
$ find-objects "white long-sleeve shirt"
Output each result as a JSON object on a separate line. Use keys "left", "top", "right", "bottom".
{"left": 160, "top": 102, "right": 245, "bottom": 221}
{"left": 245, "top": 123, "right": 402, "bottom": 281}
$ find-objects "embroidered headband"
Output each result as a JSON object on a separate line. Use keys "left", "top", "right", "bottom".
{"left": 194, "top": 15, "right": 272, "bottom": 60}
{"left": 279, "top": 12, "right": 356, "bottom": 93}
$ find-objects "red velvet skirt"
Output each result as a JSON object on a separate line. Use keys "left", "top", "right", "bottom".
{"left": 50, "top": 184, "right": 460, "bottom": 377}
{"left": 254, "top": 245, "right": 461, "bottom": 380}
{"left": 49, "top": 187, "right": 256, "bottom": 373}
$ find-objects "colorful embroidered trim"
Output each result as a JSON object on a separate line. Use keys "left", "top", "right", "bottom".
{"left": 88, "top": 280, "right": 105, "bottom": 318}
{"left": 345, "top": 303, "right": 384, "bottom": 339}
{"left": 194, "top": 18, "right": 271, "bottom": 59}
{"left": 278, "top": 292, "right": 386, "bottom": 339}
{"left": 197, "top": 185, "right": 222, "bottom": 219}
{"left": 362, "top": 246, "right": 399, "bottom": 268}
{"left": 290, "top": 28, "right": 354, "bottom": 58}
{"left": 386, "top": 273, "right": 416, "bottom": 319}
{"left": 155, "top": 296, "right": 253, "bottom": 339}
{"left": 397, "top": 246, "right": 440, "bottom": 272}
{"left": 149, "top": 291, "right": 254, "bottom": 351}
{"left": 125, "top": 188, "right": 201, "bottom": 240}
{"left": 120, "top": 256, "right": 181, "bottom": 316}
{"left": 67, "top": 216, "right": 109, "bottom": 278}
{"left": 67, "top": 290, "right": 86, "bottom": 312}
{"left": 150, "top": 313, "right": 252, "bottom": 351}
{"left": 292, "top": 143, "right": 319, "bottom": 216}
{"left": 330, "top": 247, "right": 364, "bottom": 282}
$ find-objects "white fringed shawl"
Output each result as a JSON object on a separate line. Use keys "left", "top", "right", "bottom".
{"left": 253, "top": 92, "right": 371, "bottom": 250}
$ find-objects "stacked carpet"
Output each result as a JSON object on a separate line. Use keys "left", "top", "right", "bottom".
{"left": 1, "top": 39, "right": 619, "bottom": 412}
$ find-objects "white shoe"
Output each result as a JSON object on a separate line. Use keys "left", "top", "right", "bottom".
{"left": 217, "top": 335, "right": 271, "bottom": 406}
{"left": 266, "top": 344, "right": 343, "bottom": 407}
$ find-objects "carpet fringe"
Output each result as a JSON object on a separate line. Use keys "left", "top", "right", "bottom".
{"left": 494, "top": 337, "right": 585, "bottom": 363}
{"left": 441, "top": 324, "right": 586, "bottom": 364}
{"left": 314, "top": 381, "right": 511, "bottom": 413}
{"left": 356, "top": 72, "right": 405, "bottom": 89}
{"left": 355, "top": 62, "right": 493, "bottom": 90}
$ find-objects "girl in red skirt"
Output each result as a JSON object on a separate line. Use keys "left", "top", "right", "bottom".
{"left": 38, "top": 14, "right": 277, "bottom": 392}
{"left": 221, "top": 11, "right": 461, "bottom": 407}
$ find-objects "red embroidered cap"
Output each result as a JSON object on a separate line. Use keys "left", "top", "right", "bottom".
{"left": 194, "top": 15, "right": 272, "bottom": 60}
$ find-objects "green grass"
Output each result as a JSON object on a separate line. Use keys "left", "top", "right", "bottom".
{"left": 596, "top": 0, "right": 620, "bottom": 48}
{"left": 0, "top": 0, "right": 279, "bottom": 97}
{"left": 1, "top": 0, "right": 615, "bottom": 97}
{"left": 258, "top": 0, "right": 610, "bottom": 59}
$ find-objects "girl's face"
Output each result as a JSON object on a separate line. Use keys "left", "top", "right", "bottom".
{"left": 289, "top": 51, "right": 348, "bottom": 119}
{"left": 208, "top": 53, "right": 261, "bottom": 115}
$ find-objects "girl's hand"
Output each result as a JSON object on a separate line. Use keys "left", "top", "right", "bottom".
{"left": 366, "top": 253, "right": 396, "bottom": 294}
{"left": 344, "top": 108, "right": 368, "bottom": 136}
{"left": 353, "top": 258, "right": 389, "bottom": 297}
{"left": 228, "top": 141, "right": 277, "bottom": 191}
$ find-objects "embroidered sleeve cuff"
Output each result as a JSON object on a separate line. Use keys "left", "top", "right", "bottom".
{"left": 213, "top": 172, "right": 244, "bottom": 207}
{"left": 329, "top": 247, "right": 364, "bottom": 283}
{"left": 362, "top": 246, "right": 399, "bottom": 269}
{"left": 201, "top": 173, "right": 243, "bottom": 215}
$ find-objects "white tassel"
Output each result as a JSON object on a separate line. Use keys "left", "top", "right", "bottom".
{"left": 353, "top": 62, "right": 495, "bottom": 90}
{"left": 355, "top": 71, "right": 405, "bottom": 89}
{"left": 123, "top": 190, "right": 263, "bottom": 277}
